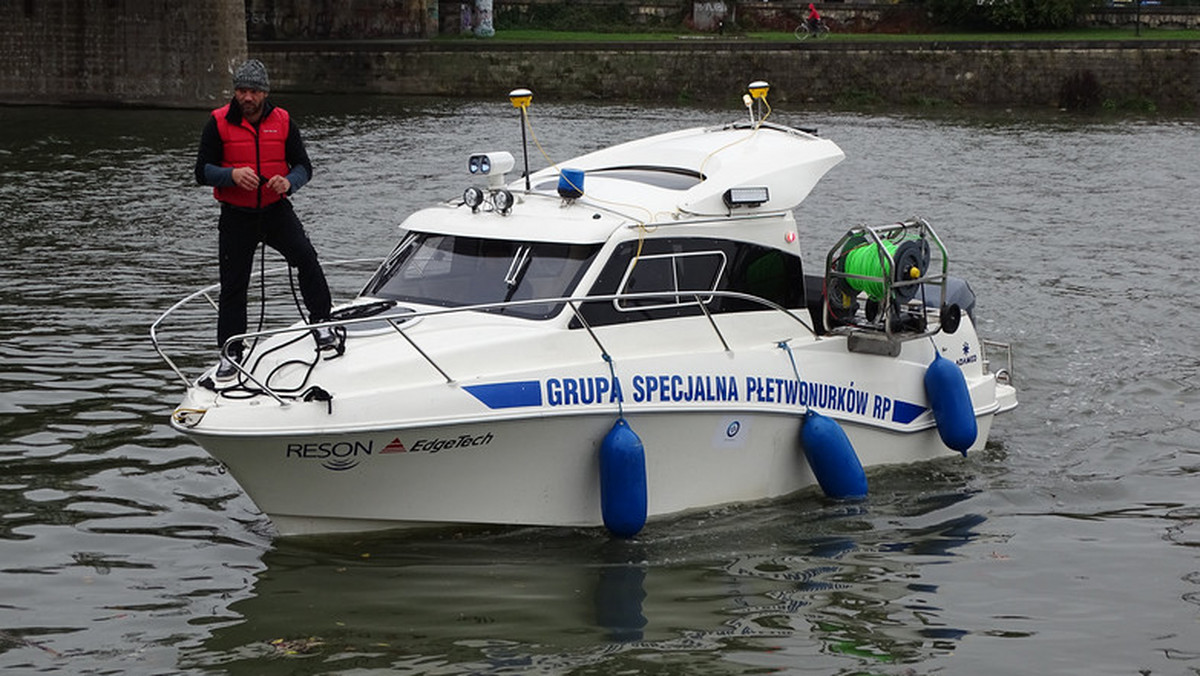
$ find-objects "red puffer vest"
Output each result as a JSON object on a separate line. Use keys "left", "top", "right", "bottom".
{"left": 211, "top": 103, "right": 291, "bottom": 209}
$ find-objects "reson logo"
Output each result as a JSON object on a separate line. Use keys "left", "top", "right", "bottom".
{"left": 285, "top": 440, "right": 373, "bottom": 471}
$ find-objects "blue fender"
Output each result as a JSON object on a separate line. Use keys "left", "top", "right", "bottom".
{"left": 801, "top": 410, "right": 868, "bottom": 500}
{"left": 924, "top": 352, "right": 978, "bottom": 455}
{"left": 599, "top": 418, "right": 647, "bottom": 538}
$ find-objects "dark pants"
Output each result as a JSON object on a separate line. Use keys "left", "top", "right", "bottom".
{"left": 217, "top": 200, "right": 331, "bottom": 356}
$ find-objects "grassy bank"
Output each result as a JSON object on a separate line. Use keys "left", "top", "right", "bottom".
{"left": 442, "top": 27, "right": 1200, "bottom": 42}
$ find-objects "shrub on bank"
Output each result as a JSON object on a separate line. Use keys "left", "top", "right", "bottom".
{"left": 495, "top": 1, "right": 687, "bottom": 32}
{"left": 922, "top": 0, "right": 1097, "bottom": 30}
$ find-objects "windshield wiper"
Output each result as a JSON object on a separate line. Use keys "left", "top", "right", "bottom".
{"left": 502, "top": 245, "right": 532, "bottom": 303}
{"left": 504, "top": 245, "right": 531, "bottom": 289}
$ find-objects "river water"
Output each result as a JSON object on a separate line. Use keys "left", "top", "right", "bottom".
{"left": 1, "top": 96, "right": 1198, "bottom": 675}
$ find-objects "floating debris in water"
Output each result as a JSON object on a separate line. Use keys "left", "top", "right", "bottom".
{"left": 268, "top": 636, "right": 325, "bottom": 656}
{"left": 0, "top": 630, "right": 60, "bottom": 658}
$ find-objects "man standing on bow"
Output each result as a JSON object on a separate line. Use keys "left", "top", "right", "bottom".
{"left": 194, "top": 59, "right": 334, "bottom": 381}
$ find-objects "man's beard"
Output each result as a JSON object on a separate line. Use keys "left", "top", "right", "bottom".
{"left": 240, "top": 99, "right": 262, "bottom": 120}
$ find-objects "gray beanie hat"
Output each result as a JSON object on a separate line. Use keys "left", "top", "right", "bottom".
{"left": 232, "top": 59, "right": 270, "bottom": 92}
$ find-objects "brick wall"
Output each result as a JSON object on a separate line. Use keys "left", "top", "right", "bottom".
{"left": 0, "top": 0, "right": 246, "bottom": 108}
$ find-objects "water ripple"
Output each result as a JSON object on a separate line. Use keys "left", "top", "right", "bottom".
{"left": 2, "top": 101, "right": 1199, "bottom": 674}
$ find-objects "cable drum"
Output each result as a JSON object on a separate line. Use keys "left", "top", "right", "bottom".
{"left": 891, "top": 239, "right": 930, "bottom": 301}
{"left": 843, "top": 238, "right": 930, "bottom": 302}
{"left": 824, "top": 233, "right": 865, "bottom": 326}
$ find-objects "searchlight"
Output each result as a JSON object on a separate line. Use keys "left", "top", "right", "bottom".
{"left": 467, "top": 151, "right": 514, "bottom": 189}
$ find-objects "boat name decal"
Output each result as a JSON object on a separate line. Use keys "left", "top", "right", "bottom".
{"left": 467, "top": 375, "right": 926, "bottom": 424}
{"left": 633, "top": 375, "right": 739, "bottom": 403}
{"left": 546, "top": 377, "right": 623, "bottom": 405}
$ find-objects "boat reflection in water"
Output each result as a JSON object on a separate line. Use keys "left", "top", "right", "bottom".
{"left": 190, "top": 478, "right": 984, "bottom": 673}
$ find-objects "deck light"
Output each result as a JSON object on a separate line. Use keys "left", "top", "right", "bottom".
{"left": 494, "top": 189, "right": 514, "bottom": 214}
{"left": 723, "top": 186, "right": 769, "bottom": 208}
{"left": 464, "top": 186, "right": 485, "bottom": 211}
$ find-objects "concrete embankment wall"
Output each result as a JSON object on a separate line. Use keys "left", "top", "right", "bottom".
{"left": 255, "top": 40, "right": 1200, "bottom": 111}
{"left": 246, "top": 0, "right": 1200, "bottom": 112}
{"left": 1, "top": 0, "right": 1195, "bottom": 112}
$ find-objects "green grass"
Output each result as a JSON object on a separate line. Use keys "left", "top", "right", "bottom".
{"left": 437, "top": 29, "right": 689, "bottom": 42}
{"left": 747, "top": 27, "right": 1200, "bottom": 41}
{"left": 440, "top": 27, "right": 1200, "bottom": 42}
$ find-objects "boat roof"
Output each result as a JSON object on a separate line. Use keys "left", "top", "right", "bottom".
{"left": 400, "top": 121, "right": 845, "bottom": 244}
{"left": 528, "top": 121, "right": 845, "bottom": 216}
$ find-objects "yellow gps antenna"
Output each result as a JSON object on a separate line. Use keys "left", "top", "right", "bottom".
{"left": 509, "top": 88, "right": 533, "bottom": 190}
{"left": 747, "top": 80, "right": 770, "bottom": 125}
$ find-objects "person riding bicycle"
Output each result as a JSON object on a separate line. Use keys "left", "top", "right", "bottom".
{"left": 806, "top": 3, "right": 822, "bottom": 33}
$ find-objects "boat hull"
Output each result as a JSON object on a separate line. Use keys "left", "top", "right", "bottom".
{"left": 186, "top": 400, "right": 1003, "bottom": 536}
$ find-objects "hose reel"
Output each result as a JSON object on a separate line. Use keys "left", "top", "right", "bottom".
{"left": 823, "top": 218, "right": 949, "bottom": 346}
{"left": 844, "top": 238, "right": 930, "bottom": 302}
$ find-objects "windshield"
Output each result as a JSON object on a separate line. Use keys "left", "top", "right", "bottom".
{"left": 362, "top": 233, "right": 601, "bottom": 320}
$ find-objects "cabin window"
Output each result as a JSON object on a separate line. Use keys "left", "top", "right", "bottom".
{"left": 362, "top": 232, "right": 600, "bottom": 320}
{"left": 615, "top": 250, "right": 725, "bottom": 311}
{"left": 575, "top": 237, "right": 804, "bottom": 328}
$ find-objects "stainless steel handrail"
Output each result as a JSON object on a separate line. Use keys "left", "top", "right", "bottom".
{"left": 981, "top": 338, "right": 1015, "bottom": 385}
{"left": 152, "top": 274, "right": 820, "bottom": 403}
{"left": 149, "top": 258, "right": 384, "bottom": 389}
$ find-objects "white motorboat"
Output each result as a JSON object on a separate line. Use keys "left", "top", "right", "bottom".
{"left": 154, "top": 83, "right": 1017, "bottom": 537}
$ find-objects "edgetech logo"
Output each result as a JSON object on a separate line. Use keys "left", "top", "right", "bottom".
{"left": 393, "top": 433, "right": 495, "bottom": 454}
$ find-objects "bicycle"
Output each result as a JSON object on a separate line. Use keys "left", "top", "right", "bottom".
{"left": 794, "top": 19, "right": 830, "bottom": 40}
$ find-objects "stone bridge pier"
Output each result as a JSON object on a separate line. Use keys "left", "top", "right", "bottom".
{"left": 0, "top": 0, "right": 247, "bottom": 108}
